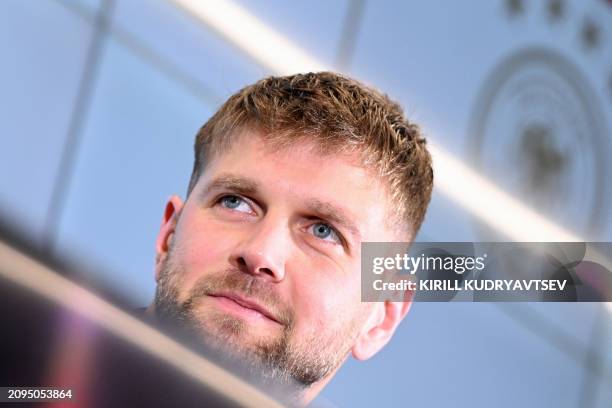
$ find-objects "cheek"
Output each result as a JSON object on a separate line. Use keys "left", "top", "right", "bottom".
{"left": 289, "top": 259, "right": 362, "bottom": 335}
{"left": 173, "top": 219, "right": 238, "bottom": 283}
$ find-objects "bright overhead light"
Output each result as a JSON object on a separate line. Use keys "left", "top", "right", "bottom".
{"left": 430, "top": 144, "right": 582, "bottom": 242}
{"left": 171, "top": 0, "right": 326, "bottom": 75}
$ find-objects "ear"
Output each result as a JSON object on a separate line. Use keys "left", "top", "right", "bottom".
{"left": 154, "top": 195, "right": 184, "bottom": 283}
{"left": 351, "top": 289, "right": 413, "bottom": 361}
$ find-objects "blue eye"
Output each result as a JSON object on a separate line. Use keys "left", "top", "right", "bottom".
{"left": 313, "top": 223, "right": 331, "bottom": 238}
{"left": 219, "top": 195, "right": 252, "bottom": 213}
{"left": 311, "top": 222, "right": 341, "bottom": 244}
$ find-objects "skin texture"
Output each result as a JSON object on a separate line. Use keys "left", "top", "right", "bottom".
{"left": 147, "top": 131, "right": 412, "bottom": 404}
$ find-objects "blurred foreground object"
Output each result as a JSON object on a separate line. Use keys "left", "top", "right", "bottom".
{"left": 0, "top": 233, "right": 286, "bottom": 408}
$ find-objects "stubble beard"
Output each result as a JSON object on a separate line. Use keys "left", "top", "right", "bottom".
{"left": 152, "top": 245, "right": 360, "bottom": 393}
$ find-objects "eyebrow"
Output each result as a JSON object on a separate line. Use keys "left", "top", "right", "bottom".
{"left": 200, "top": 174, "right": 260, "bottom": 198}
{"left": 200, "top": 174, "right": 362, "bottom": 241}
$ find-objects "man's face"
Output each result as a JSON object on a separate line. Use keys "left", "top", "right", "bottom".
{"left": 152, "top": 132, "right": 400, "bottom": 390}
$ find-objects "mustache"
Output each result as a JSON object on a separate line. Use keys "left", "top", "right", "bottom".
{"left": 183, "top": 269, "right": 294, "bottom": 327}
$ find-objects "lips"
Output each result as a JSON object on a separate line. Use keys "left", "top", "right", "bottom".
{"left": 209, "top": 292, "right": 280, "bottom": 324}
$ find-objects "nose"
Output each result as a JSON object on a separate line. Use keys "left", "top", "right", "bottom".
{"left": 229, "top": 216, "right": 289, "bottom": 282}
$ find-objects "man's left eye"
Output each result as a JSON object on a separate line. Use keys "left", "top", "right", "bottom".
{"left": 218, "top": 195, "right": 253, "bottom": 213}
{"left": 309, "top": 222, "right": 342, "bottom": 244}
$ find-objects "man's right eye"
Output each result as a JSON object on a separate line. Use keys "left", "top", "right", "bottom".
{"left": 217, "top": 195, "right": 253, "bottom": 214}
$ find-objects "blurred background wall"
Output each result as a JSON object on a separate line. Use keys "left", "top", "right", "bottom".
{"left": 1, "top": 0, "right": 611, "bottom": 406}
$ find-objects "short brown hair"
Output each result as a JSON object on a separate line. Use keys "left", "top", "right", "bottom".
{"left": 188, "top": 72, "right": 433, "bottom": 237}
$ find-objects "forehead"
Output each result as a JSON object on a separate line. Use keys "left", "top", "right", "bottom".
{"left": 192, "top": 131, "right": 400, "bottom": 241}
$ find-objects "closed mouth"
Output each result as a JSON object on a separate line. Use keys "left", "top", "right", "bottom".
{"left": 209, "top": 292, "right": 281, "bottom": 324}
